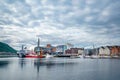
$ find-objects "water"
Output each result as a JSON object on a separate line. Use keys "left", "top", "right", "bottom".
{"left": 0, "top": 57, "right": 120, "bottom": 80}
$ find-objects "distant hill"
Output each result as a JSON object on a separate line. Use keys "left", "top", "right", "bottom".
{"left": 0, "top": 42, "right": 17, "bottom": 55}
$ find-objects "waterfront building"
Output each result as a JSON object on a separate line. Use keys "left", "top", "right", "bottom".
{"left": 34, "top": 42, "right": 57, "bottom": 55}
{"left": 111, "top": 46, "right": 120, "bottom": 56}
{"left": 84, "top": 49, "right": 89, "bottom": 55}
{"left": 65, "top": 48, "right": 84, "bottom": 55}
{"left": 78, "top": 48, "right": 84, "bottom": 55}
{"left": 98, "top": 46, "right": 120, "bottom": 56}
{"left": 46, "top": 44, "right": 51, "bottom": 48}
{"left": 84, "top": 49, "right": 94, "bottom": 56}
{"left": 45, "top": 44, "right": 56, "bottom": 54}
{"left": 56, "top": 45, "right": 67, "bottom": 54}
{"left": 51, "top": 47, "right": 56, "bottom": 53}
{"left": 99, "top": 46, "right": 111, "bottom": 56}
{"left": 45, "top": 44, "right": 52, "bottom": 53}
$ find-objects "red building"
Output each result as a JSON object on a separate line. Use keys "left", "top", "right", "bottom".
{"left": 65, "top": 48, "right": 84, "bottom": 54}
{"left": 111, "top": 46, "right": 120, "bottom": 56}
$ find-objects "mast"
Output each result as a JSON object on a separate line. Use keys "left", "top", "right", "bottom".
{"left": 93, "top": 44, "right": 95, "bottom": 49}
{"left": 93, "top": 44, "right": 97, "bottom": 56}
{"left": 22, "top": 45, "right": 24, "bottom": 50}
{"left": 38, "top": 38, "right": 40, "bottom": 47}
{"left": 38, "top": 38, "right": 43, "bottom": 56}
{"left": 93, "top": 44, "right": 95, "bottom": 55}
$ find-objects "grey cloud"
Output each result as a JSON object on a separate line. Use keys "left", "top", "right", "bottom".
{"left": 0, "top": 0, "right": 120, "bottom": 49}
{"left": 2, "top": 39, "right": 12, "bottom": 44}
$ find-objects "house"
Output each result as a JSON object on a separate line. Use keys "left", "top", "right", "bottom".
{"left": 111, "top": 46, "right": 120, "bottom": 56}
{"left": 98, "top": 46, "right": 120, "bottom": 56}
{"left": 78, "top": 48, "right": 84, "bottom": 55}
{"left": 99, "top": 46, "right": 111, "bottom": 56}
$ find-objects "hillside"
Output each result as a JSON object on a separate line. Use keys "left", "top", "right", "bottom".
{"left": 0, "top": 42, "right": 17, "bottom": 55}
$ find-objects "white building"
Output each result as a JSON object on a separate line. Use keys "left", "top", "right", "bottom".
{"left": 78, "top": 49, "right": 84, "bottom": 55}
{"left": 56, "top": 45, "right": 67, "bottom": 54}
{"left": 99, "top": 46, "right": 110, "bottom": 56}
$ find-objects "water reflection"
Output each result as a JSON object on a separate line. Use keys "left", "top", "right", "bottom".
{"left": 1, "top": 58, "right": 120, "bottom": 80}
{"left": 0, "top": 60, "right": 9, "bottom": 68}
{"left": 19, "top": 58, "right": 26, "bottom": 69}
{"left": 34, "top": 58, "right": 77, "bottom": 73}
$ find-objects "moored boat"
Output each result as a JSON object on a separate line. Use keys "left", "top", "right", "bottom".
{"left": 91, "top": 55, "right": 99, "bottom": 59}
{"left": 25, "top": 54, "right": 45, "bottom": 58}
{"left": 45, "top": 53, "right": 54, "bottom": 58}
{"left": 18, "top": 38, "right": 45, "bottom": 58}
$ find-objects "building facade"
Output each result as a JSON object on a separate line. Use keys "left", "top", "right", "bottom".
{"left": 99, "top": 46, "right": 111, "bottom": 56}
{"left": 65, "top": 48, "right": 84, "bottom": 55}
{"left": 111, "top": 46, "right": 120, "bottom": 56}
{"left": 98, "top": 46, "right": 120, "bottom": 56}
{"left": 56, "top": 45, "right": 67, "bottom": 54}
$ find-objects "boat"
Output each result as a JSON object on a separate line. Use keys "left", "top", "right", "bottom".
{"left": 21, "top": 49, "right": 45, "bottom": 58}
{"left": 77, "top": 55, "right": 85, "bottom": 59}
{"left": 25, "top": 54, "right": 45, "bottom": 58}
{"left": 18, "top": 49, "right": 45, "bottom": 58}
{"left": 99, "top": 56, "right": 111, "bottom": 59}
{"left": 91, "top": 55, "right": 99, "bottom": 59}
{"left": 18, "top": 45, "right": 27, "bottom": 58}
{"left": 84, "top": 55, "right": 91, "bottom": 58}
{"left": 18, "top": 38, "right": 45, "bottom": 58}
{"left": 45, "top": 53, "right": 54, "bottom": 58}
{"left": 56, "top": 54, "right": 78, "bottom": 58}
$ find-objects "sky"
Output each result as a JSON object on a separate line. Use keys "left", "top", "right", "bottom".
{"left": 0, "top": 0, "right": 120, "bottom": 50}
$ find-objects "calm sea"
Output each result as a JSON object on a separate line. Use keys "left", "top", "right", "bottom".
{"left": 0, "top": 57, "right": 120, "bottom": 80}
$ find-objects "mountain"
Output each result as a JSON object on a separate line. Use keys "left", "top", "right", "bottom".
{"left": 0, "top": 42, "right": 17, "bottom": 55}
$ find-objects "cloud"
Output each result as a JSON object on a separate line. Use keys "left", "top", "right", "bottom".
{"left": 0, "top": 0, "right": 120, "bottom": 50}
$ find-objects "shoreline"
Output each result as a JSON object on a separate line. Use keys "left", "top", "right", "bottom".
{"left": 0, "top": 55, "right": 18, "bottom": 58}
{"left": 0, "top": 55, "right": 120, "bottom": 59}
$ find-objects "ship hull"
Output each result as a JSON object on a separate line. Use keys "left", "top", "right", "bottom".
{"left": 25, "top": 54, "right": 45, "bottom": 58}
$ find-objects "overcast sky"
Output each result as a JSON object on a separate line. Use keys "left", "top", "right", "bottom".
{"left": 0, "top": 0, "right": 120, "bottom": 50}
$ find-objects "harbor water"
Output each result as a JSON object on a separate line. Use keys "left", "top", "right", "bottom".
{"left": 0, "top": 57, "right": 120, "bottom": 80}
